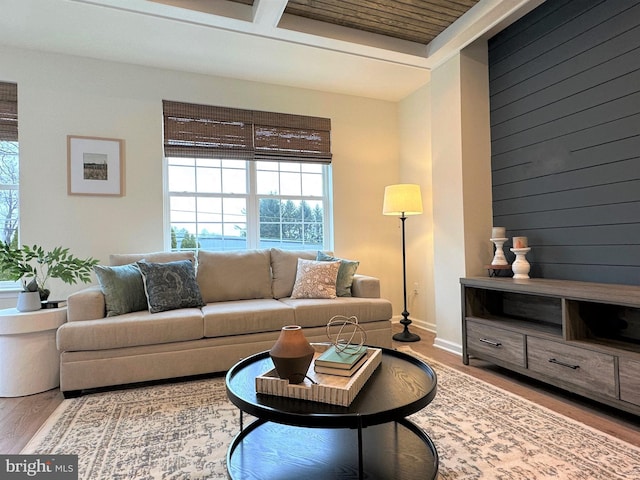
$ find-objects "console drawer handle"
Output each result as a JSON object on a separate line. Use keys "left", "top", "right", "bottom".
{"left": 549, "top": 358, "right": 580, "bottom": 370}
{"left": 479, "top": 338, "right": 502, "bottom": 347}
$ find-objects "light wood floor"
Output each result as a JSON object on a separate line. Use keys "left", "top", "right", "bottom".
{"left": 1, "top": 325, "right": 638, "bottom": 455}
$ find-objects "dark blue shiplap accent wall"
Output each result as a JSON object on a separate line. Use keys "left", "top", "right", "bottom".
{"left": 488, "top": 0, "right": 640, "bottom": 285}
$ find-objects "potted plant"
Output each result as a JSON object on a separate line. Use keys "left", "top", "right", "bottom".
{"left": 0, "top": 242, "right": 99, "bottom": 303}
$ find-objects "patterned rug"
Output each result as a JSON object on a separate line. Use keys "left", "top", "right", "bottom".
{"left": 22, "top": 348, "right": 640, "bottom": 479}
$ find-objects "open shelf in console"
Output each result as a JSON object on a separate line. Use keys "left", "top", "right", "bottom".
{"left": 465, "top": 287, "right": 563, "bottom": 337}
{"left": 565, "top": 299, "right": 640, "bottom": 354}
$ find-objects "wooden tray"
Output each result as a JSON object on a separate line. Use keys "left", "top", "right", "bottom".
{"left": 255, "top": 343, "right": 382, "bottom": 406}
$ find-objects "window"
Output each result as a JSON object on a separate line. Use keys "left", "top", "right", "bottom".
{"left": 163, "top": 101, "right": 332, "bottom": 252}
{"left": 0, "top": 82, "right": 18, "bottom": 286}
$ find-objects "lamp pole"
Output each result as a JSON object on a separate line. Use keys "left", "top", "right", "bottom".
{"left": 393, "top": 213, "right": 420, "bottom": 342}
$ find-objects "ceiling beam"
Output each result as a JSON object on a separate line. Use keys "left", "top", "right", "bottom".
{"left": 252, "top": 0, "right": 288, "bottom": 28}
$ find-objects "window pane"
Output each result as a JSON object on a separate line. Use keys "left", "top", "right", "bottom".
{"left": 223, "top": 197, "right": 246, "bottom": 223}
{"left": 171, "top": 224, "right": 197, "bottom": 250}
{"left": 257, "top": 161, "right": 278, "bottom": 171}
{"left": 258, "top": 198, "right": 324, "bottom": 250}
{"left": 198, "top": 158, "right": 221, "bottom": 168}
{"left": 0, "top": 141, "right": 19, "bottom": 247}
{"left": 302, "top": 163, "right": 322, "bottom": 173}
{"left": 256, "top": 170, "right": 279, "bottom": 195}
{"left": 196, "top": 165, "right": 221, "bottom": 193}
{"left": 197, "top": 197, "right": 222, "bottom": 222}
{"left": 280, "top": 162, "right": 300, "bottom": 172}
{"left": 222, "top": 166, "right": 247, "bottom": 194}
{"left": 169, "top": 157, "right": 195, "bottom": 167}
{"left": 170, "top": 196, "right": 196, "bottom": 223}
{"left": 301, "top": 172, "right": 322, "bottom": 196}
{"left": 280, "top": 172, "right": 301, "bottom": 196}
{"left": 168, "top": 165, "right": 195, "bottom": 192}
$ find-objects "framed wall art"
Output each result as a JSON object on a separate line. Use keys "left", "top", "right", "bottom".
{"left": 67, "top": 135, "right": 125, "bottom": 196}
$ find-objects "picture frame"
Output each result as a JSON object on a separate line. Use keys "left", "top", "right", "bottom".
{"left": 67, "top": 135, "right": 125, "bottom": 196}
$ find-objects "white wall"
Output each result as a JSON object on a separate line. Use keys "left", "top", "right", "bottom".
{"left": 430, "top": 43, "right": 493, "bottom": 354}
{"left": 0, "top": 45, "right": 403, "bottom": 307}
{"left": 397, "top": 84, "right": 435, "bottom": 331}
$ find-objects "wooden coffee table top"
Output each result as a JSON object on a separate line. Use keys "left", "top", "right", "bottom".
{"left": 225, "top": 347, "right": 437, "bottom": 429}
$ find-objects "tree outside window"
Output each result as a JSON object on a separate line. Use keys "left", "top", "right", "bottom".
{"left": 0, "top": 140, "right": 19, "bottom": 281}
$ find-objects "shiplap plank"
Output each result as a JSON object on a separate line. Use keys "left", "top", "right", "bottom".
{"left": 492, "top": 153, "right": 640, "bottom": 199}
{"left": 490, "top": 1, "right": 636, "bottom": 86}
{"left": 526, "top": 246, "right": 640, "bottom": 267}
{"left": 494, "top": 202, "right": 640, "bottom": 230}
{"left": 493, "top": 179, "right": 640, "bottom": 217}
{"left": 491, "top": 113, "right": 640, "bottom": 169}
{"left": 491, "top": 39, "right": 640, "bottom": 129}
{"left": 495, "top": 225, "right": 640, "bottom": 247}
{"left": 492, "top": 136, "right": 640, "bottom": 186}
{"left": 488, "top": 0, "right": 575, "bottom": 64}
{"left": 492, "top": 71, "right": 640, "bottom": 146}
{"left": 530, "top": 264, "right": 640, "bottom": 285}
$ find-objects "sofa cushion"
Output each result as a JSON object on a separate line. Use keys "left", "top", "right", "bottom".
{"left": 94, "top": 264, "right": 148, "bottom": 317}
{"left": 316, "top": 251, "right": 359, "bottom": 297}
{"left": 110, "top": 250, "right": 195, "bottom": 267}
{"left": 290, "top": 259, "right": 340, "bottom": 299}
{"left": 197, "top": 249, "right": 272, "bottom": 302}
{"left": 56, "top": 307, "right": 204, "bottom": 351}
{"left": 202, "top": 299, "right": 296, "bottom": 337}
{"left": 278, "top": 297, "right": 393, "bottom": 329}
{"left": 270, "top": 249, "right": 322, "bottom": 299}
{"left": 137, "top": 259, "right": 205, "bottom": 313}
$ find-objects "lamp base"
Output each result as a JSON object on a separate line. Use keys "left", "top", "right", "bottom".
{"left": 393, "top": 316, "right": 421, "bottom": 342}
{"left": 393, "top": 329, "right": 421, "bottom": 342}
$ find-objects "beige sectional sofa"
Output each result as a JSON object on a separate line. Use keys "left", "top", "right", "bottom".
{"left": 58, "top": 248, "right": 393, "bottom": 396}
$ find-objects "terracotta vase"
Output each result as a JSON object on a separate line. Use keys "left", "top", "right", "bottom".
{"left": 269, "top": 325, "right": 315, "bottom": 384}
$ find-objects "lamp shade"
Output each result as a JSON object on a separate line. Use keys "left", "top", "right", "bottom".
{"left": 383, "top": 184, "right": 423, "bottom": 216}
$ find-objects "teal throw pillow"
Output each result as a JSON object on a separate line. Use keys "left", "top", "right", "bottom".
{"left": 136, "top": 259, "right": 205, "bottom": 313}
{"left": 316, "top": 251, "right": 359, "bottom": 297}
{"left": 94, "top": 264, "right": 148, "bottom": 317}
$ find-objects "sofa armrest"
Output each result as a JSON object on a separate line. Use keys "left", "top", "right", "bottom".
{"left": 67, "top": 286, "right": 106, "bottom": 322}
{"left": 351, "top": 274, "right": 381, "bottom": 298}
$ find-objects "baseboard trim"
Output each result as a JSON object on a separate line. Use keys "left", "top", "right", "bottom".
{"left": 433, "top": 336, "right": 462, "bottom": 356}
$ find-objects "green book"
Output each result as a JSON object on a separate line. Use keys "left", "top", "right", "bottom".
{"left": 315, "top": 344, "right": 367, "bottom": 369}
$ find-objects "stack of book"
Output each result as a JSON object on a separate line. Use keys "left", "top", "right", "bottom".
{"left": 314, "top": 344, "right": 368, "bottom": 377}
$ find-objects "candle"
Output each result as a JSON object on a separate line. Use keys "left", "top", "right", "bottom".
{"left": 491, "top": 227, "right": 506, "bottom": 239}
{"left": 513, "top": 236, "right": 528, "bottom": 248}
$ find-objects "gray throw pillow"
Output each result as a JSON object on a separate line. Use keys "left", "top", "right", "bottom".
{"left": 316, "top": 251, "right": 359, "bottom": 297}
{"left": 94, "top": 264, "right": 148, "bottom": 317}
{"left": 136, "top": 259, "right": 205, "bottom": 314}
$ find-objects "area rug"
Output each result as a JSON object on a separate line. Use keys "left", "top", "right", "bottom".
{"left": 22, "top": 348, "right": 640, "bottom": 479}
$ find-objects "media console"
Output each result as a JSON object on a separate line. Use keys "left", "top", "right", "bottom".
{"left": 461, "top": 277, "right": 640, "bottom": 416}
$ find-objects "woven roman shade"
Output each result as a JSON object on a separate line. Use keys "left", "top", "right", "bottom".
{"left": 163, "top": 100, "right": 331, "bottom": 163}
{"left": 0, "top": 82, "right": 18, "bottom": 142}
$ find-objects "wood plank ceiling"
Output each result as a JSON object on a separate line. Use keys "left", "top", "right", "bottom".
{"left": 229, "top": 0, "right": 479, "bottom": 44}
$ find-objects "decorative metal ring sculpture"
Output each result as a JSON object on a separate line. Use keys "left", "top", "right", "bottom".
{"left": 326, "top": 315, "right": 367, "bottom": 353}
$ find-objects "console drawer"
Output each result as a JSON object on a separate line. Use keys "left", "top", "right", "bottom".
{"left": 619, "top": 357, "right": 640, "bottom": 407}
{"left": 466, "top": 320, "right": 525, "bottom": 367}
{"left": 527, "top": 337, "right": 616, "bottom": 398}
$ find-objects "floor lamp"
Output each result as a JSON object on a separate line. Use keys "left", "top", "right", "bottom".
{"left": 383, "top": 184, "right": 423, "bottom": 342}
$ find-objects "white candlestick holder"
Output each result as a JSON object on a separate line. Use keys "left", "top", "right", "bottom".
{"left": 490, "top": 238, "right": 508, "bottom": 266}
{"left": 510, "top": 247, "right": 531, "bottom": 279}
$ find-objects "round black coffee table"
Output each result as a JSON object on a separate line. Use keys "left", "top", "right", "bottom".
{"left": 225, "top": 347, "right": 438, "bottom": 479}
